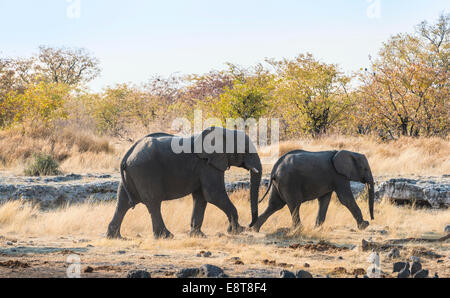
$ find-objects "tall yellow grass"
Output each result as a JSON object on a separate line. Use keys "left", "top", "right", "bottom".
{"left": 0, "top": 126, "right": 115, "bottom": 173}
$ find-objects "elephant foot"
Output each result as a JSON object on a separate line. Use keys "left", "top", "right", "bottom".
{"left": 106, "top": 225, "right": 122, "bottom": 239}
{"left": 358, "top": 220, "right": 370, "bottom": 230}
{"left": 107, "top": 233, "right": 122, "bottom": 240}
{"left": 154, "top": 229, "right": 174, "bottom": 239}
{"left": 248, "top": 225, "right": 261, "bottom": 233}
{"left": 190, "top": 230, "right": 207, "bottom": 238}
{"left": 227, "top": 224, "right": 244, "bottom": 235}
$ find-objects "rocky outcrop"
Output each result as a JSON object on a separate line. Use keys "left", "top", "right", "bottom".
{"left": 375, "top": 178, "right": 450, "bottom": 208}
{"left": 0, "top": 173, "right": 448, "bottom": 209}
{"left": 0, "top": 174, "right": 119, "bottom": 209}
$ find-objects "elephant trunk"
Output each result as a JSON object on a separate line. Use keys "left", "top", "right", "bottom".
{"left": 247, "top": 154, "right": 262, "bottom": 228}
{"left": 249, "top": 170, "right": 262, "bottom": 227}
{"left": 367, "top": 178, "right": 375, "bottom": 220}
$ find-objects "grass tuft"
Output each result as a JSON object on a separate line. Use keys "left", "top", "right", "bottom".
{"left": 24, "top": 153, "right": 61, "bottom": 176}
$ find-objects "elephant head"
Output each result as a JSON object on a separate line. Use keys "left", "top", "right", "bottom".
{"left": 332, "top": 150, "right": 375, "bottom": 220}
{"left": 195, "top": 127, "right": 262, "bottom": 226}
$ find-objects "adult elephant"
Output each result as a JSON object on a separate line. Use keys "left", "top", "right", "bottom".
{"left": 107, "top": 127, "right": 262, "bottom": 239}
{"left": 252, "top": 150, "right": 375, "bottom": 232}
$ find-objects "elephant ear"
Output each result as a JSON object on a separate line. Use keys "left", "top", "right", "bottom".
{"left": 332, "top": 150, "right": 360, "bottom": 181}
{"left": 195, "top": 127, "right": 228, "bottom": 172}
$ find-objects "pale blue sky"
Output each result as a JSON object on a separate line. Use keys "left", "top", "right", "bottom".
{"left": 0, "top": 0, "right": 448, "bottom": 91}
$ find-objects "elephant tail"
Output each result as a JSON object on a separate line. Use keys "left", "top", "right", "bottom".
{"left": 120, "top": 161, "right": 137, "bottom": 209}
{"left": 258, "top": 177, "right": 274, "bottom": 204}
{"left": 120, "top": 142, "right": 141, "bottom": 209}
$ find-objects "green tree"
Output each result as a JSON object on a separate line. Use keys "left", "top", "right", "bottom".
{"left": 269, "top": 53, "right": 352, "bottom": 136}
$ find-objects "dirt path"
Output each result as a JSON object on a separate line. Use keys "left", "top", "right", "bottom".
{"left": 1, "top": 228, "right": 448, "bottom": 278}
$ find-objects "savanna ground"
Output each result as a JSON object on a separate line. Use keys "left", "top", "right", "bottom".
{"left": 0, "top": 134, "right": 449, "bottom": 278}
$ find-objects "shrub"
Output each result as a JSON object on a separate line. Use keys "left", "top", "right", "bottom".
{"left": 24, "top": 153, "right": 61, "bottom": 176}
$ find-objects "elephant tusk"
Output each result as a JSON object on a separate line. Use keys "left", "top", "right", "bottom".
{"left": 251, "top": 168, "right": 260, "bottom": 174}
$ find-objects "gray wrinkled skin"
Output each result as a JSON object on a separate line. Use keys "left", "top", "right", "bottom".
{"left": 107, "top": 127, "right": 262, "bottom": 239}
{"left": 252, "top": 150, "right": 375, "bottom": 232}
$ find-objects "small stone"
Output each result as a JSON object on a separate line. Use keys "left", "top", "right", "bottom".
{"left": 338, "top": 256, "right": 344, "bottom": 260}
{"left": 352, "top": 268, "right": 367, "bottom": 276}
{"left": 393, "top": 262, "right": 409, "bottom": 273}
{"left": 444, "top": 225, "right": 450, "bottom": 233}
{"left": 229, "top": 257, "right": 244, "bottom": 265}
{"left": 196, "top": 251, "right": 212, "bottom": 258}
{"left": 397, "top": 267, "right": 410, "bottom": 278}
{"left": 361, "top": 239, "right": 369, "bottom": 251}
{"left": 387, "top": 248, "right": 400, "bottom": 259}
{"left": 84, "top": 266, "right": 94, "bottom": 273}
{"left": 199, "top": 264, "right": 224, "bottom": 278}
{"left": 280, "top": 270, "right": 296, "bottom": 278}
{"left": 119, "top": 261, "right": 134, "bottom": 266}
{"left": 127, "top": 270, "right": 151, "bottom": 278}
{"left": 410, "top": 262, "right": 422, "bottom": 276}
{"left": 413, "top": 269, "right": 429, "bottom": 279}
{"left": 296, "top": 270, "right": 313, "bottom": 278}
{"left": 409, "top": 256, "right": 420, "bottom": 263}
{"left": 433, "top": 273, "right": 439, "bottom": 278}
{"left": 6, "top": 242, "right": 13, "bottom": 246}
{"left": 116, "top": 250, "right": 126, "bottom": 255}
{"left": 176, "top": 268, "right": 199, "bottom": 278}
{"left": 304, "top": 263, "right": 310, "bottom": 268}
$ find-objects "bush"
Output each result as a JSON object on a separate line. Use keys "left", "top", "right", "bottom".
{"left": 24, "top": 153, "right": 61, "bottom": 176}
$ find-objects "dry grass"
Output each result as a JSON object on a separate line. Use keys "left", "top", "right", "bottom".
{"left": 0, "top": 125, "right": 116, "bottom": 173}
{"left": 1, "top": 190, "right": 448, "bottom": 242}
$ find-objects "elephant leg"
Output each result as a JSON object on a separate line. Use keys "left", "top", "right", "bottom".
{"left": 335, "top": 183, "right": 369, "bottom": 230}
{"left": 315, "top": 192, "right": 332, "bottom": 227}
{"left": 107, "top": 182, "right": 132, "bottom": 239}
{"left": 190, "top": 190, "right": 207, "bottom": 238}
{"left": 282, "top": 187, "right": 303, "bottom": 231}
{"left": 252, "top": 189, "right": 286, "bottom": 233}
{"left": 145, "top": 201, "right": 174, "bottom": 239}
{"left": 288, "top": 203, "right": 302, "bottom": 231}
{"left": 202, "top": 187, "right": 243, "bottom": 235}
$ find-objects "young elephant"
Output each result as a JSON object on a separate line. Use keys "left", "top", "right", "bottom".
{"left": 251, "top": 150, "right": 375, "bottom": 232}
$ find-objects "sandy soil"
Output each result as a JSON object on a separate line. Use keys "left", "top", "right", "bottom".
{"left": 1, "top": 224, "right": 448, "bottom": 278}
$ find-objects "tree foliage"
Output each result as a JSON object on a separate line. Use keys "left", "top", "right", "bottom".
{"left": 37, "top": 46, "right": 101, "bottom": 85}
{"left": 0, "top": 81, "right": 70, "bottom": 128}
{"left": 269, "top": 54, "right": 352, "bottom": 136}
{"left": 358, "top": 13, "right": 449, "bottom": 138}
